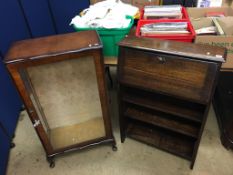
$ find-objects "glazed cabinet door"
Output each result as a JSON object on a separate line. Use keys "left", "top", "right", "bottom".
{"left": 14, "top": 55, "right": 108, "bottom": 153}
{"left": 5, "top": 31, "right": 115, "bottom": 165}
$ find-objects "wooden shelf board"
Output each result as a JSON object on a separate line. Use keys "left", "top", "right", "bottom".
{"left": 49, "top": 117, "right": 105, "bottom": 150}
{"left": 126, "top": 122, "right": 194, "bottom": 160}
{"left": 125, "top": 107, "right": 199, "bottom": 138}
{"left": 123, "top": 94, "right": 203, "bottom": 123}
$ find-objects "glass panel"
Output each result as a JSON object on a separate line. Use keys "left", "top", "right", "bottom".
{"left": 24, "top": 57, "right": 106, "bottom": 150}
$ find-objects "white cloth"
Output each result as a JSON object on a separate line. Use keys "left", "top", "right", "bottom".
{"left": 70, "top": 0, "right": 138, "bottom": 29}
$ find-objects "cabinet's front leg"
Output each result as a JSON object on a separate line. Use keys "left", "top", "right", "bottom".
{"left": 47, "top": 156, "right": 55, "bottom": 168}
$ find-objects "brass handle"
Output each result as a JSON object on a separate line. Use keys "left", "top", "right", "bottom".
{"left": 157, "top": 56, "right": 166, "bottom": 63}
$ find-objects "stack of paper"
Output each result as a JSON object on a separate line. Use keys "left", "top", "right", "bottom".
{"left": 140, "top": 22, "right": 189, "bottom": 36}
{"left": 143, "top": 5, "right": 182, "bottom": 19}
{"left": 70, "top": 0, "right": 139, "bottom": 29}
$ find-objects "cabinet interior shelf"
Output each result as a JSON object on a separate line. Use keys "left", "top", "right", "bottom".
{"left": 124, "top": 105, "right": 200, "bottom": 138}
{"left": 126, "top": 121, "right": 195, "bottom": 160}
{"left": 122, "top": 87, "right": 204, "bottom": 123}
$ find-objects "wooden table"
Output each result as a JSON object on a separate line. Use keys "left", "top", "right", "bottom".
{"left": 104, "top": 56, "right": 118, "bottom": 66}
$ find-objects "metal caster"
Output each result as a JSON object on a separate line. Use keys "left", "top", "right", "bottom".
{"left": 47, "top": 157, "right": 55, "bottom": 168}
{"left": 50, "top": 161, "right": 55, "bottom": 168}
{"left": 112, "top": 145, "right": 117, "bottom": 151}
{"left": 10, "top": 142, "right": 15, "bottom": 149}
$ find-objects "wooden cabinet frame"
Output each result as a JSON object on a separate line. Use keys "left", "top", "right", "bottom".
{"left": 4, "top": 31, "right": 116, "bottom": 167}
{"left": 117, "top": 36, "right": 226, "bottom": 169}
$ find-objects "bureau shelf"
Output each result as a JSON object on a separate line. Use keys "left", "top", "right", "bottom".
{"left": 118, "top": 36, "right": 225, "bottom": 168}
{"left": 126, "top": 121, "right": 195, "bottom": 160}
{"left": 124, "top": 105, "right": 200, "bottom": 138}
{"left": 122, "top": 87, "right": 205, "bottom": 123}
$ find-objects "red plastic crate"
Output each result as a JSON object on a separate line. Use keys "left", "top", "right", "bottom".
{"left": 136, "top": 19, "right": 195, "bottom": 42}
{"left": 140, "top": 6, "right": 190, "bottom": 20}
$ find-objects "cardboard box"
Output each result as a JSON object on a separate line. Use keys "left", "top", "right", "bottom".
{"left": 187, "top": 7, "right": 233, "bottom": 18}
{"left": 222, "top": 0, "right": 233, "bottom": 7}
{"left": 90, "top": 0, "right": 160, "bottom": 9}
{"left": 188, "top": 7, "right": 233, "bottom": 70}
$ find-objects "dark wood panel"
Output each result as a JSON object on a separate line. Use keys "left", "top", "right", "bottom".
{"left": 118, "top": 36, "right": 226, "bottom": 62}
{"left": 122, "top": 87, "right": 204, "bottom": 123}
{"left": 125, "top": 106, "right": 200, "bottom": 138}
{"left": 118, "top": 36, "right": 224, "bottom": 169}
{"left": 5, "top": 31, "right": 102, "bottom": 64}
{"left": 120, "top": 48, "right": 218, "bottom": 103}
{"left": 127, "top": 122, "right": 195, "bottom": 160}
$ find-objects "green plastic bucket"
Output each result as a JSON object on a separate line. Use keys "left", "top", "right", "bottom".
{"left": 73, "top": 16, "right": 134, "bottom": 56}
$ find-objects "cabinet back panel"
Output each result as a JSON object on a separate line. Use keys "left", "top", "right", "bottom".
{"left": 25, "top": 56, "right": 106, "bottom": 149}
{"left": 122, "top": 85, "right": 205, "bottom": 122}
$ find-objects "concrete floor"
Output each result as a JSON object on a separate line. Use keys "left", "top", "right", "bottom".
{"left": 6, "top": 69, "right": 233, "bottom": 175}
